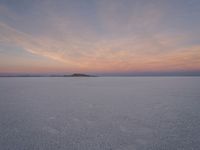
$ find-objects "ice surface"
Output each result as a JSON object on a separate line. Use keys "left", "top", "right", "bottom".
{"left": 0, "top": 77, "right": 200, "bottom": 150}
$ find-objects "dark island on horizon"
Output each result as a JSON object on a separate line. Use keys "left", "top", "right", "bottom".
{"left": 64, "top": 73, "right": 96, "bottom": 77}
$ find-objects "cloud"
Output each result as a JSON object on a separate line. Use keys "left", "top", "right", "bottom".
{"left": 0, "top": 1, "right": 200, "bottom": 73}
{"left": 1, "top": 21, "right": 200, "bottom": 72}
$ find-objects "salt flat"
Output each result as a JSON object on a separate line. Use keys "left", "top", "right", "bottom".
{"left": 0, "top": 77, "right": 200, "bottom": 150}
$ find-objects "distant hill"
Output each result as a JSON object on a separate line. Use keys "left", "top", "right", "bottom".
{"left": 64, "top": 73, "right": 96, "bottom": 77}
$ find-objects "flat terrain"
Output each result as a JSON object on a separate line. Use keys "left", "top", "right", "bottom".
{"left": 0, "top": 77, "right": 200, "bottom": 150}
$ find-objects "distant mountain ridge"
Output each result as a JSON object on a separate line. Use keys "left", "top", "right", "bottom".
{"left": 0, "top": 73, "right": 96, "bottom": 77}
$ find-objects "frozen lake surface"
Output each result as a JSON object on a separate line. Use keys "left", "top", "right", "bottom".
{"left": 0, "top": 77, "right": 200, "bottom": 150}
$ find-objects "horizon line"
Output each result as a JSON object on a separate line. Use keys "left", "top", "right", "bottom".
{"left": 0, "top": 71, "right": 200, "bottom": 77}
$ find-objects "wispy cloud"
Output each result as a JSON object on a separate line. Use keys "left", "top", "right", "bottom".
{"left": 0, "top": 0, "right": 200, "bottom": 73}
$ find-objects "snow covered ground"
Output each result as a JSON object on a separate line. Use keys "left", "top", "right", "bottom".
{"left": 0, "top": 77, "right": 200, "bottom": 150}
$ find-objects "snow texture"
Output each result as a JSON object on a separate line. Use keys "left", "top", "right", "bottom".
{"left": 0, "top": 77, "right": 200, "bottom": 150}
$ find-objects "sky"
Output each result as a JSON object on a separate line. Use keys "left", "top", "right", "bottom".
{"left": 0, "top": 0, "right": 200, "bottom": 75}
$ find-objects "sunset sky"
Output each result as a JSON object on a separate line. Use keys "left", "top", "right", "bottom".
{"left": 0, "top": 0, "right": 200, "bottom": 75}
